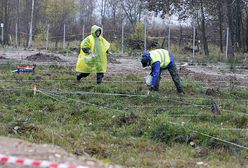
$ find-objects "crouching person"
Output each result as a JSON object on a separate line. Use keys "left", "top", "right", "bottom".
{"left": 141, "top": 49, "right": 184, "bottom": 95}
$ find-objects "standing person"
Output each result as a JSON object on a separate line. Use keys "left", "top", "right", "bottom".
{"left": 76, "top": 25, "right": 110, "bottom": 84}
{"left": 141, "top": 49, "right": 184, "bottom": 95}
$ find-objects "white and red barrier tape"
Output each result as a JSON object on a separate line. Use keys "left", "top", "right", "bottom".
{"left": 0, "top": 154, "right": 93, "bottom": 168}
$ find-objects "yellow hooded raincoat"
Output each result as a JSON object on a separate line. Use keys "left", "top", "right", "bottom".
{"left": 76, "top": 25, "right": 110, "bottom": 73}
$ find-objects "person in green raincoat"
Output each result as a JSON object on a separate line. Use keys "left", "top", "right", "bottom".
{"left": 76, "top": 25, "right": 110, "bottom": 84}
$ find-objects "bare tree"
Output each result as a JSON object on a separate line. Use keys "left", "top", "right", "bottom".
{"left": 2, "top": 0, "right": 9, "bottom": 45}
{"left": 28, "top": 0, "right": 34, "bottom": 48}
{"left": 16, "top": 0, "right": 21, "bottom": 46}
{"left": 78, "top": 0, "right": 95, "bottom": 30}
{"left": 103, "top": 0, "right": 124, "bottom": 39}
{"left": 119, "top": 0, "right": 144, "bottom": 30}
{"left": 217, "top": 0, "right": 224, "bottom": 53}
{"left": 200, "top": 0, "right": 209, "bottom": 56}
{"left": 246, "top": 9, "right": 248, "bottom": 51}
{"left": 45, "top": 0, "right": 77, "bottom": 48}
{"left": 100, "top": 0, "right": 107, "bottom": 26}
{"left": 223, "top": 0, "right": 234, "bottom": 59}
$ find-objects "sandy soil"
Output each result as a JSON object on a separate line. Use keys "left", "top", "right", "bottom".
{"left": 0, "top": 136, "right": 120, "bottom": 168}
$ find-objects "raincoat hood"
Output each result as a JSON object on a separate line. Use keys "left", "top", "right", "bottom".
{"left": 91, "top": 25, "right": 102, "bottom": 37}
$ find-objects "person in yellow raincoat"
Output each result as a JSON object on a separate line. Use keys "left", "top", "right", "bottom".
{"left": 76, "top": 25, "right": 110, "bottom": 84}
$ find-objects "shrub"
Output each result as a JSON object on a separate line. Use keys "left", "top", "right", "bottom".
{"left": 149, "top": 119, "right": 188, "bottom": 144}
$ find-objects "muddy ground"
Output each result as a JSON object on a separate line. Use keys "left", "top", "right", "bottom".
{"left": 0, "top": 48, "right": 248, "bottom": 167}
{"left": 26, "top": 53, "right": 65, "bottom": 62}
{"left": 1, "top": 49, "right": 247, "bottom": 88}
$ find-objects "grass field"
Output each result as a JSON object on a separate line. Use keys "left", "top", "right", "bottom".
{"left": 0, "top": 63, "right": 247, "bottom": 167}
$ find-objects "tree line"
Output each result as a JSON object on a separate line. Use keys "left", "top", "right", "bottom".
{"left": 145, "top": 0, "right": 248, "bottom": 58}
{"left": 1, "top": 0, "right": 248, "bottom": 58}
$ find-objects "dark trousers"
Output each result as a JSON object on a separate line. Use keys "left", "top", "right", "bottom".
{"left": 167, "top": 65, "right": 184, "bottom": 94}
{"left": 77, "top": 73, "right": 104, "bottom": 84}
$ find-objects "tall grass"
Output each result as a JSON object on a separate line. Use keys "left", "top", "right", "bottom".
{"left": 0, "top": 63, "right": 247, "bottom": 167}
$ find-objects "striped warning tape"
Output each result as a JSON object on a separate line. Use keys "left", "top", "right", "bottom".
{"left": 0, "top": 154, "right": 91, "bottom": 168}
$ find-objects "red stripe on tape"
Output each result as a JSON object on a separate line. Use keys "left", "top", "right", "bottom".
{"left": 32, "top": 160, "right": 41, "bottom": 166}
{"left": 0, "top": 153, "right": 110, "bottom": 168}
{"left": 16, "top": 159, "right": 24, "bottom": 164}
{"left": 50, "top": 162, "right": 59, "bottom": 168}
{"left": 68, "top": 165, "right": 77, "bottom": 168}
{"left": 0, "top": 156, "right": 8, "bottom": 163}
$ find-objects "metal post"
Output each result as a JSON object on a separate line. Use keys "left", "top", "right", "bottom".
{"left": 46, "top": 24, "right": 49, "bottom": 50}
{"left": 121, "top": 21, "right": 124, "bottom": 54}
{"left": 168, "top": 25, "right": 171, "bottom": 50}
{"left": 193, "top": 26, "right": 196, "bottom": 58}
{"left": 1, "top": 23, "right": 4, "bottom": 44}
{"left": 144, "top": 18, "right": 147, "bottom": 51}
{"left": 15, "top": 23, "right": 18, "bottom": 48}
{"left": 225, "top": 27, "right": 229, "bottom": 59}
{"left": 63, "top": 24, "right": 66, "bottom": 48}
{"left": 82, "top": 25, "right": 85, "bottom": 40}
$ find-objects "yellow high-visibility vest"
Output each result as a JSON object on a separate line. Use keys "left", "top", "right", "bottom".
{"left": 150, "top": 49, "right": 171, "bottom": 68}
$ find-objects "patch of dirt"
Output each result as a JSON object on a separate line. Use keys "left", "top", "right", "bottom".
{"left": 7, "top": 120, "right": 38, "bottom": 134}
{"left": 116, "top": 112, "right": 138, "bottom": 126}
{"left": 241, "top": 65, "right": 248, "bottom": 69}
{"left": 0, "top": 136, "right": 121, "bottom": 168}
{"left": 108, "top": 55, "right": 121, "bottom": 64}
{"left": 178, "top": 66, "right": 248, "bottom": 88}
{"left": 107, "top": 58, "right": 147, "bottom": 76}
{"left": 1, "top": 49, "right": 248, "bottom": 88}
{"left": 0, "top": 56, "right": 7, "bottom": 59}
{"left": 205, "top": 88, "right": 220, "bottom": 96}
{"left": 26, "top": 53, "right": 65, "bottom": 62}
